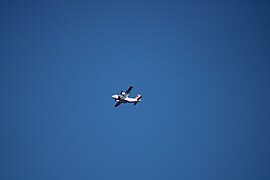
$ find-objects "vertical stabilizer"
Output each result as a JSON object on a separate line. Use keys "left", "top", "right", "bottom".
{"left": 135, "top": 94, "right": 142, "bottom": 100}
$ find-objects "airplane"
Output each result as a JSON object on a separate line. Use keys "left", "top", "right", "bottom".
{"left": 112, "top": 85, "right": 142, "bottom": 107}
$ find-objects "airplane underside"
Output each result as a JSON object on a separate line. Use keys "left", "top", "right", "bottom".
{"left": 116, "top": 99, "right": 135, "bottom": 103}
{"left": 114, "top": 99, "right": 140, "bottom": 107}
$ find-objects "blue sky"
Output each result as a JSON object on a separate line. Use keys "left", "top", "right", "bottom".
{"left": 1, "top": 0, "right": 270, "bottom": 179}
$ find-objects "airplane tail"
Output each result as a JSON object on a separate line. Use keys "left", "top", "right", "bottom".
{"left": 135, "top": 94, "right": 142, "bottom": 100}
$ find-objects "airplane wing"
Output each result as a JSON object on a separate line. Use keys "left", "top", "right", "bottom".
{"left": 124, "top": 85, "right": 133, "bottom": 97}
{"left": 114, "top": 102, "right": 122, "bottom": 107}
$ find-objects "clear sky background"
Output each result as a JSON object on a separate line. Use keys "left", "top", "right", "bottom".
{"left": 1, "top": 0, "right": 270, "bottom": 179}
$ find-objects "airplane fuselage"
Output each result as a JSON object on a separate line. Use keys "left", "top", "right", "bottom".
{"left": 112, "top": 95, "right": 141, "bottom": 104}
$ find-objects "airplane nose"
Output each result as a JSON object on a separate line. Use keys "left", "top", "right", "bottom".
{"left": 112, "top": 95, "right": 117, "bottom": 99}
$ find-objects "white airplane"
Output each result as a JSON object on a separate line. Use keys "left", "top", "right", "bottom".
{"left": 112, "top": 85, "right": 142, "bottom": 107}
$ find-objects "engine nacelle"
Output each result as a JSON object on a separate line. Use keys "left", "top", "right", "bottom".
{"left": 121, "top": 91, "right": 126, "bottom": 95}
